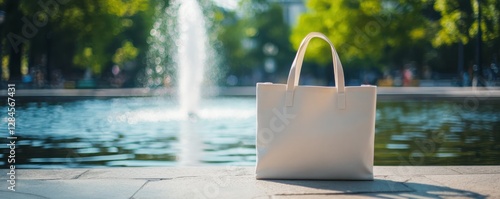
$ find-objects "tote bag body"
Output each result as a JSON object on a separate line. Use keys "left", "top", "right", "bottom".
{"left": 255, "top": 32, "right": 376, "bottom": 180}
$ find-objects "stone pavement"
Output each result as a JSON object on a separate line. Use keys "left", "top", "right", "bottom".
{"left": 0, "top": 166, "right": 499, "bottom": 198}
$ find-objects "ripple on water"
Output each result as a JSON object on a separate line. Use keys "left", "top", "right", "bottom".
{"left": 386, "top": 144, "right": 410, "bottom": 149}
{"left": 2, "top": 98, "right": 499, "bottom": 168}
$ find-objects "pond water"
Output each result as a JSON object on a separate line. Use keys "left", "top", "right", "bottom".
{"left": 1, "top": 97, "right": 499, "bottom": 168}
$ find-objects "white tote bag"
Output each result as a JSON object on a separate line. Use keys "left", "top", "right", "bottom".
{"left": 255, "top": 32, "right": 376, "bottom": 180}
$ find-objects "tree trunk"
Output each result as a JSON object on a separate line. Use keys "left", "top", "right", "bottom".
{"left": 5, "top": 0, "right": 23, "bottom": 82}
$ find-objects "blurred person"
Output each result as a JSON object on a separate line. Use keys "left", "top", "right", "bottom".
{"left": 393, "top": 69, "right": 403, "bottom": 86}
{"left": 362, "top": 69, "right": 377, "bottom": 85}
{"left": 51, "top": 69, "right": 64, "bottom": 88}
{"left": 423, "top": 65, "right": 432, "bottom": 80}
{"left": 22, "top": 68, "right": 33, "bottom": 85}
{"left": 463, "top": 71, "right": 470, "bottom": 87}
{"left": 403, "top": 65, "right": 413, "bottom": 86}
{"left": 490, "top": 57, "right": 498, "bottom": 85}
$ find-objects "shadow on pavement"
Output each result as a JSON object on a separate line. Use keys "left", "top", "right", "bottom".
{"left": 260, "top": 178, "right": 486, "bottom": 198}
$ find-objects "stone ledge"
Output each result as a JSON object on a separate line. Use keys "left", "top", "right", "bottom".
{"left": 2, "top": 87, "right": 500, "bottom": 98}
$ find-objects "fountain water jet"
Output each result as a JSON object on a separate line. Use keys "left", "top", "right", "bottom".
{"left": 175, "top": 0, "right": 211, "bottom": 166}
{"left": 141, "top": 0, "right": 222, "bottom": 166}
{"left": 144, "top": 0, "right": 215, "bottom": 117}
{"left": 177, "top": 0, "right": 208, "bottom": 116}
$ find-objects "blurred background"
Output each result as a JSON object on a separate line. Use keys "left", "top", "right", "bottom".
{"left": 0, "top": 0, "right": 499, "bottom": 168}
{"left": 0, "top": 0, "right": 498, "bottom": 88}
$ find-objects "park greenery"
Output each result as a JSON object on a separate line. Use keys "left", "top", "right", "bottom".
{"left": 0, "top": 0, "right": 498, "bottom": 87}
{"left": 0, "top": 0, "right": 157, "bottom": 87}
{"left": 292, "top": 0, "right": 499, "bottom": 82}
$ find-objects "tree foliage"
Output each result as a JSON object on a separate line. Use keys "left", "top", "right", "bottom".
{"left": 433, "top": 0, "right": 500, "bottom": 46}
{"left": 291, "top": 0, "right": 433, "bottom": 67}
{"left": 216, "top": 0, "right": 294, "bottom": 84}
{"left": 0, "top": 0, "right": 156, "bottom": 84}
{"left": 1, "top": 0, "right": 498, "bottom": 87}
{"left": 291, "top": 0, "right": 500, "bottom": 73}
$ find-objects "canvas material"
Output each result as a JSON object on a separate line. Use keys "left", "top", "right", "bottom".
{"left": 255, "top": 32, "right": 377, "bottom": 180}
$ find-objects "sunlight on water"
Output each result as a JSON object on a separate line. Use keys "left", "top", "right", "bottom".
{"left": 111, "top": 108, "right": 255, "bottom": 123}
{"left": 1, "top": 97, "right": 499, "bottom": 168}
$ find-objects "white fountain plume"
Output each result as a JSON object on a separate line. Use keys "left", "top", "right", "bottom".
{"left": 177, "top": 0, "right": 208, "bottom": 116}
{"left": 144, "top": 0, "right": 214, "bottom": 166}
{"left": 177, "top": 0, "right": 209, "bottom": 166}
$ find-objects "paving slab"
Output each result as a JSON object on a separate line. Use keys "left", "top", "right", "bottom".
{"left": 447, "top": 166, "right": 500, "bottom": 174}
{"left": 0, "top": 179, "right": 146, "bottom": 199}
{"left": 0, "top": 169, "right": 88, "bottom": 180}
{"left": 133, "top": 176, "right": 410, "bottom": 198}
{"left": 133, "top": 176, "right": 267, "bottom": 199}
{"left": 78, "top": 166, "right": 253, "bottom": 179}
{"left": 373, "top": 166, "right": 460, "bottom": 176}
{"left": 0, "top": 166, "right": 497, "bottom": 198}
{"left": 425, "top": 174, "right": 500, "bottom": 198}
{"left": 0, "top": 191, "right": 48, "bottom": 199}
{"left": 383, "top": 175, "right": 487, "bottom": 198}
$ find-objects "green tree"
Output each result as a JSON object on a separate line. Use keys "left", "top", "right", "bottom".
{"left": 0, "top": 0, "right": 155, "bottom": 86}
{"left": 44, "top": 0, "right": 148, "bottom": 74}
{"left": 1, "top": 0, "right": 24, "bottom": 82}
{"left": 433, "top": 0, "right": 500, "bottom": 46}
{"left": 433, "top": 0, "right": 500, "bottom": 74}
{"left": 216, "top": 0, "right": 294, "bottom": 84}
{"left": 291, "top": 0, "right": 433, "bottom": 69}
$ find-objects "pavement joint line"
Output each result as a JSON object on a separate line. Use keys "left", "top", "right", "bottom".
{"left": 129, "top": 180, "right": 150, "bottom": 199}
{"left": 172, "top": 175, "right": 199, "bottom": 179}
{"left": 403, "top": 177, "right": 412, "bottom": 183}
{"left": 420, "top": 174, "right": 450, "bottom": 188}
{"left": 448, "top": 167, "right": 464, "bottom": 174}
{"left": 399, "top": 182, "right": 417, "bottom": 193}
{"left": 71, "top": 169, "right": 90, "bottom": 179}
{"left": 135, "top": 178, "right": 173, "bottom": 181}
{"left": 0, "top": 190, "right": 50, "bottom": 199}
{"left": 127, "top": 176, "right": 197, "bottom": 180}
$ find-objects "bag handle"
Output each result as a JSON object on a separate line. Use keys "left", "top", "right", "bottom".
{"left": 285, "top": 32, "right": 346, "bottom": 109}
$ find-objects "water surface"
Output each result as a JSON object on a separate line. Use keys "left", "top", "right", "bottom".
{"left": 1, "top": 97, "right": 499, "bottom": 168}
